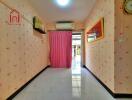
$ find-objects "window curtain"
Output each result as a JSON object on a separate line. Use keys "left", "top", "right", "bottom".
{"left": 49, "top": 31, "right": 72, "bottom": 68}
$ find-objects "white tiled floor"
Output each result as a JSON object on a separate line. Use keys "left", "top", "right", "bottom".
{"left": 13, "top": 68, "right": 131, "bottom": 100}
{"left": 13, "top": 56, "right": 132, "bottom": 100}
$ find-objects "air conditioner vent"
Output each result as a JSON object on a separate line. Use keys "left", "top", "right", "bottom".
{"left": 56, "top": 21, "right": 74, "bottom": 30}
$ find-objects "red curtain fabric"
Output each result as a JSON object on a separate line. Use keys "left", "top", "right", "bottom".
{"left": 49, "top": 31, "right": 72, "bottom": 68}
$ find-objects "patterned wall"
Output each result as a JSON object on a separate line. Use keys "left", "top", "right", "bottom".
{"left": 115, "top": 0, "right": 132, "bottom": 93}
{"left": 85, "top": 0, "right": 132, "bottom": 94}
{"left": 85, "top": 0, "right": 115, "bottom": 92}
{"left": 0, "top": 0, "right": 49, "bottom": 99}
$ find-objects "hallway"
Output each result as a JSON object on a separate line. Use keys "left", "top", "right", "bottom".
{"left": 0, "top": 0, "right": 132, "bottom": 99}
{"left": 13, "top": 68, "right": 130, "bottom": 100}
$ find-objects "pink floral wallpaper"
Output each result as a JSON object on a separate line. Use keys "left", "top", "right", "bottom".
{"left": 85, "top": 0, "right": 115, "bottom": 92}
{"left": 115, "top": 0, "right": 132, "bottom": 94}
{"left": 85, "top": 0, "right": 132, "bottom": 94}
{"left": 0, "top": 0, "right": 49, "bottom": 99}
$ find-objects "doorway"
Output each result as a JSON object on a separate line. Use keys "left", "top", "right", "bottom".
{"left": 72, "top": 32, "right": 82, "bottom": 74}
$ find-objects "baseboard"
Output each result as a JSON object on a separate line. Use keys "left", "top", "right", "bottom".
{"left": 83, "top": 65, "right": 132, "bottom": 98}
{"left": 7, "top": 65, "right": 50, "bottom": 100}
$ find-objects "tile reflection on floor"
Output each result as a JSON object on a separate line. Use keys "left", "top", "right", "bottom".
{"left": 72, "top": 55, "right": 81, "bottom": 75}
{"left": 72, "top": 55, "right": 81, "bottom": 98}
{"left": 72, "top": 75, "right": 81, "bottom": 98}
{"left": 13, "top": 68, "right": 132, "bottom": 100}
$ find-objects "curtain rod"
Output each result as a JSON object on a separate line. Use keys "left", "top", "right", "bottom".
{"left": 47, "top": 29, "right": 84, "bottom": 32}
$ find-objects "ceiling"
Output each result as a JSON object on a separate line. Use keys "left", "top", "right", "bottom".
{"left": 28, "top": 0, "right": 96, "bottom": 23}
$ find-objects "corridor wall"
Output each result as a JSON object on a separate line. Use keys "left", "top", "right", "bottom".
{"left": 114, "top": 0, "right": 132, "bottom": 93}
{"left": 85, "top": 0, "right": 115, "bottom": 92}
{"left": 0, "top": 0, "right": 50, "bottom": 99}
{"left": 85, "top": 0, "right": 132, "bottom": 94}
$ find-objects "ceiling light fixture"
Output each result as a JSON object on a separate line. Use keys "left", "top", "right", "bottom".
{"left": 56, "top": 0, "right": 71, "bottom": 7}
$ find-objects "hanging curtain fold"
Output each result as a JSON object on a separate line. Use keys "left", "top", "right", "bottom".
{"left": 49, "top": 31, "right": 72, "bottom": 68}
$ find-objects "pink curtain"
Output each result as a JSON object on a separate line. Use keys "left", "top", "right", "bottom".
{"left": 49, "top": 31, "right": 72, "bottom": 68}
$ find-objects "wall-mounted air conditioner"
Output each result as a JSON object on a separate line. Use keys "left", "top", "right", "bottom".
{"left": 56, "top": 21, "right": 75, "bottom": 30}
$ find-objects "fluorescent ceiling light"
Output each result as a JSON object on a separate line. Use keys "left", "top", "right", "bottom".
{"left": 56, "top": 0, "right": 71, "bottom": 7}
